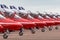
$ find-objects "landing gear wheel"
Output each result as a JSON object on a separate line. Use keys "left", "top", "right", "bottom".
{"left": 19, "top": 27, "right": 23, "bottom": 36}
{"left": 30, "top": 28, "right": 35, "bottom": 34}
{"left": 19, "top": 32, "right": 23, "bottom": 36}
{"left": 41, "top": 28, "right": 45, "bottom": 32}
{"left": 55, "top": 27, "right": 58, "bottom": 30}
{"left": 49, "top": 27, "right": 52, "bottom": 31}
{"left": 31, "top": 29, "right": 35, "bottom": 34}
{"left": 3, "top": 34, "right": 8, "bottom": 39}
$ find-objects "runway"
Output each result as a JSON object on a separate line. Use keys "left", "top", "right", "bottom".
{"left": 0, "top": 27, "right": 60, "bottom": 40}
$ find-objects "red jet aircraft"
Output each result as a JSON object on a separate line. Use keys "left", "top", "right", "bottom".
{"left": 0, "top": 8, "right": 23, "bottom": 39}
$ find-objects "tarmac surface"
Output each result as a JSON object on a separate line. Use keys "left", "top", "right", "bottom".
{"left": 0, "top": 27, "right": 60, "bottom": 40}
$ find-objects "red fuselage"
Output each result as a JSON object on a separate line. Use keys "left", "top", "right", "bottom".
{"left": 0, "top": 14, "right": 23, "bottom": 31}
{"left": 21, "top": 15, "right": 46, "bottom": 28}
{"left": 30, "top": 14, "right": 55, "bottom": 26}
{"left": 8, "top": 15, "right": 36, "bottom": 29}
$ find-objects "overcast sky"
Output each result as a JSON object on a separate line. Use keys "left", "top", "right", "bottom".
{"left": 0, "top": 0, "right": 60, "bottom": 13}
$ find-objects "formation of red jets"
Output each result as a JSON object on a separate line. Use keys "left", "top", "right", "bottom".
{"left": 0, "top": 4, "right": 60, "bottom": 39}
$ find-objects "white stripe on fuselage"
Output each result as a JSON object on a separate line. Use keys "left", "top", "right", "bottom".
{"left": 0, "top": 22, "right": 35, "bottom": 24}
{"left": 0, "top": 22, "right": 46, "bottom": 24}
{"left": 0, "top": 22, "right": 20, "bottom": 24}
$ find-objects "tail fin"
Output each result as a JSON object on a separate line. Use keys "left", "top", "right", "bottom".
{"left": 10, "top": 6, "right": 17, "bottom": 9}
{"left": 0, "top": 4, "right": 8, "bottom": 9}
{"left": 18, "top": 7, "right": 25, "bottom": 10}
{"left": 0, "top": 4, "right": 3, "bottom": 8}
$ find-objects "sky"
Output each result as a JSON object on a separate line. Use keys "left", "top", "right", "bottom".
{"left": 0, "top": 0, "right": 60, "bottom": 13}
